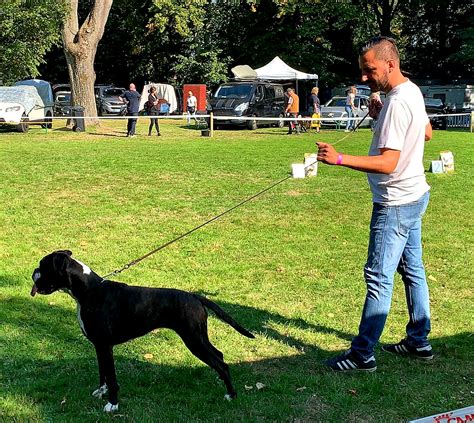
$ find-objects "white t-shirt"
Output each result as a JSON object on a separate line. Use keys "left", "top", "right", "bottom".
{"left": 367, "top": 80, "right": 430, "bottom": 205}
{"left": 187, "top": 95, "right": 197, "bottom": 108}
{"left": 345, "top": 93, "right": 355, "bottom": 106}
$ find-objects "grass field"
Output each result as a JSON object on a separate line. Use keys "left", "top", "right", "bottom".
{"left": 0, "top": 118, "right": 472, "bottom": 422}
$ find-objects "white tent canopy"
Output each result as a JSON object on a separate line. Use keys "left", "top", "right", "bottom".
{"left": 254, "top": 56, "right": 318, "bottom": 81}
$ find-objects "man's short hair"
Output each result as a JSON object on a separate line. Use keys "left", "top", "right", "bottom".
{"left": 360, "top": 36, "right": 400, "bottom": 63}
{"left": 286, "top": 88, "right": 294, "bottom": 93}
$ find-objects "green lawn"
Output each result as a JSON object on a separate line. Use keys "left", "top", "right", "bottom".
{"left": 0, "top": 119, "right": 472, "bottom": 422}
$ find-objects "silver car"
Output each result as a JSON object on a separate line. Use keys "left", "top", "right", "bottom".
{"left": 320, "top": 95, "right": 370, "bottom": 128}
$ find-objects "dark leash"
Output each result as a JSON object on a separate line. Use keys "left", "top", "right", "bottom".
{"left": 103, "top": 126, "right": 358, "bottom": 280}
{"left": 351, "top": 112, "right": 370, "bottom": 132}
{"left": 102, "top": 172, "right": 297, "bottom": 279}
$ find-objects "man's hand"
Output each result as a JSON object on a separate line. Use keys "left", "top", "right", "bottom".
{"left": 316, "top": 142, "right": 338, "bottom": 165}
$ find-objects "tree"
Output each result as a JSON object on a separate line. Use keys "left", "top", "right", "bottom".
{"left": 62, "top": 0, "right": 113, "bottom": 125}
{"left": 0, "top": 0, "right": 65, "bottom": 85}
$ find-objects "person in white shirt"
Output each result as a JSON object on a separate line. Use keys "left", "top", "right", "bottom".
{"left": 344, "top": 85, "right": 356, "bottom": 132}
{"left": 317, "top": 36, "right": 434, "bottom": 372}
{"left": 186, "top": 91, "right": 198, "bottom": 125}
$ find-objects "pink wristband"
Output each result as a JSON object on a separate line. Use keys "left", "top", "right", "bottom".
{"left": 336, "top": 153, "right": 343, "bottom": 165}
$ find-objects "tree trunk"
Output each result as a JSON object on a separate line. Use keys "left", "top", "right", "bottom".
{"left": 62, "top": 0, "right": 113, "bottom": 127}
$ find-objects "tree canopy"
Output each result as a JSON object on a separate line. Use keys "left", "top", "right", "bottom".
{"left": 0, "top": 0, "right": 66, "bottom": 85}
{"left": 1, "top": 0, "right": 472, "bottom": 96}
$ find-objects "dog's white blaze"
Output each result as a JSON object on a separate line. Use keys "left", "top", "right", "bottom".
{"left": 33, "top": 270, "right": 41, "bottom": 282}
{"left": 104, "top": 402, "right": 119, "bottom": 413}
{"left": 73, "top": 258, "right": 91, "bottom": 275}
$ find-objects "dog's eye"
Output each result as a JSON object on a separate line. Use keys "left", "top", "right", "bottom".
{"left": 33, "top": 271, "right": 41, "bottom": 282}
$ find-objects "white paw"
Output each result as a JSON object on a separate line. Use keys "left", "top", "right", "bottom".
{"left": 104, "top": 402, "right": 119, "bottom": 413}
{"left": 92, "top": 384, "right": 108, "bottom": 398}
{"left": 224, "top": 394, "right": 233, "bottom": 401}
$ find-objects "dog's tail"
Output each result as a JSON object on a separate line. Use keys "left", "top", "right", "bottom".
{"left": 196, "top": 295, "right": 255, "bottom": 339}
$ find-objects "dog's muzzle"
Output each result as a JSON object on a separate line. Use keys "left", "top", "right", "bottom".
{"left": 31, "top": 269, "right": 41, "bottom": 297}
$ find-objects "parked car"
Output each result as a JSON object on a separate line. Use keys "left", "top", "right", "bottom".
{"left": 320, "top": 94, "right": 370, "bottom": 128}
{"left": 53, "top": 90, "right": 72, "bottom": 116}
{"left": 95, "top": 85, "right": 126, "bottom": 115}
{"left": 209, "top": 81, "right": 286, "bottom": 130}
{"left": 424, "top": 97, "right": 447, "bottom": 130}
{"left": 0, "top": 80, "right": 54, "bottom": 132}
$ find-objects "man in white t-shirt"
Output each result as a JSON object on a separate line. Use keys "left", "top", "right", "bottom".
{"left": 317, "top": 36, "right": 434, "bottom": 372}
{"left": 186, "top": 91, "right": 198, "bottom": 125}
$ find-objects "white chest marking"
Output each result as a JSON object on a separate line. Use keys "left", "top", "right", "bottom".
{"left": 61, "top": 289, "right": 87, "bottom": 336}
{"left": 76, "top": 303, "right": 87, "bottom": 336}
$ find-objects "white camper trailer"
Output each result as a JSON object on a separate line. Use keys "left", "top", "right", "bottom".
{"left": 418, "top": 85, "right": 473, "bottom": 111}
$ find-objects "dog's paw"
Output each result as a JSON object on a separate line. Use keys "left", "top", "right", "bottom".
{"left": 92, "top": 384, "right": 108, "bottom": 398}
{"left": 224, "top": 394, "right": 233, "bottom": 401}
{"left": 103, "top": 402, "right": 119, "bottom": 413}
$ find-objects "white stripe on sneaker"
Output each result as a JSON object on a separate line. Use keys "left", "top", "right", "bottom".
{"left": 400, "top": 344, "right": 409, "bottom": 353}
{"left": 416, "top": 345, "right": 432, "bottom": 352}
{"left": 346, "top": 360, "right": 357, "bottom": 369}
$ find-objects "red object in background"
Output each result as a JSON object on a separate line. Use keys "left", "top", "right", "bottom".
{"left": 183, "top": 84, "right": 207, "bottom": 112}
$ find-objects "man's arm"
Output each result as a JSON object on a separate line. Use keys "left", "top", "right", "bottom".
{"left": 316, "top": 142, "right": 400, "bottom": 174}
{"left": 425, "top": 122, "right": 432, "bottom": 141}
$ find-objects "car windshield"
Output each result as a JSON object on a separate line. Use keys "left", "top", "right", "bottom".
{"left": 424, "top": 98, "right": 443, "bottom": 107}
{"left": 214, "top": 84, "right": 253, "bottom": 99}
{"left": 104, "top": 88, "right": 124, "bottom": 97}
{"left": 56, "top": 93, "right": 71, "bottom": 102}
{"left": 324, "top": 97, "right": 346, "bottom": 107}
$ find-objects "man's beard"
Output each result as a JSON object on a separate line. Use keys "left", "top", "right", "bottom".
{"left": 370, "top": 72, "right": 389, "bottom": 92}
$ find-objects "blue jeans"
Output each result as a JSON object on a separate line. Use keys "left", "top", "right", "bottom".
{"left": 345, "top": 106, "right": 354, "bottom": 130}
{"left": 351, "top": 191, "right": 431, "bottom": 360}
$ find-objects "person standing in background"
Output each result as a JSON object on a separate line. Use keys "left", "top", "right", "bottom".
{"left": 147, "top": 86, "right": 161, "bottom": 137}
{"left": 310, "top": 87, "right": 321, "bottom": 133}
{"left": 120, "top": 83, "right": 141, "bottom": 137}
{"left": 285, "top": 87, "right": 300, "bottom": 135}
{"left": 186, "top": 91, "right": 198, "bottom": 125}
{"left": 344, "top": 85, "right": 356, "bottom": 132}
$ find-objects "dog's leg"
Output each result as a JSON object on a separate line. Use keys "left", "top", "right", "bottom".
{"left": 179, "top": 331, "right": 237, "bottom": 400}
{"left": 92, "top": 345, "right": 109, "bottom": 399}
{"left": 95, "top": 345, "right": 120, "bottom": 413}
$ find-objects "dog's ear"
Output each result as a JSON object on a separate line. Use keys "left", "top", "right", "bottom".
{"left": 52, "top": 251, "right": 72, "bottom": 275}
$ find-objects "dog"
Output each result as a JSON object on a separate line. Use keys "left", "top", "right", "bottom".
{"left": 31, "top": 250, "right": 255, "bottom": 413}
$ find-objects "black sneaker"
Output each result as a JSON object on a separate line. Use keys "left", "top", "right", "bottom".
{"left": 382, "top": 339, "right": 434, "bottom": 360}
{"left": 325, "top": 349, "right": 377, "bottom": 372}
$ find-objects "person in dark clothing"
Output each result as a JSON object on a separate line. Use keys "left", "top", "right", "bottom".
{"left": 120, "top": 83, "right": 141, "bottom": 137}
{"left": 147, "top": 86, "right": 161, "bottom": 136}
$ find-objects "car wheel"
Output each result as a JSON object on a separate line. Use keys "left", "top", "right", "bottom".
{"left": 17, "top": 114, "right": 29, "bottom": 133}
{"left": 277, "top": 113, "right": 285, "bottom": 128}
{"left": 247, "top": 116, "right": 258, "bottom": 130}
{"left": 42, "top": 112, "right": 53, "bottom": 129}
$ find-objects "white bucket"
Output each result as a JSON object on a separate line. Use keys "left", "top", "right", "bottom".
{"left": 304, "top": 155, "right": 318, "bottom": 177}
{"left": 291, "top": 163, "right": 306, "bottom": 178}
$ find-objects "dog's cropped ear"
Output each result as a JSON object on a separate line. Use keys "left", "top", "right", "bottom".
{"left": 52, "top": 251, "right": 72, "bottom": 275}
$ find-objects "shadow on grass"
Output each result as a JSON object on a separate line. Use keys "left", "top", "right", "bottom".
{"left": 1, "top": 294, "right": 472, "bottom": 421}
